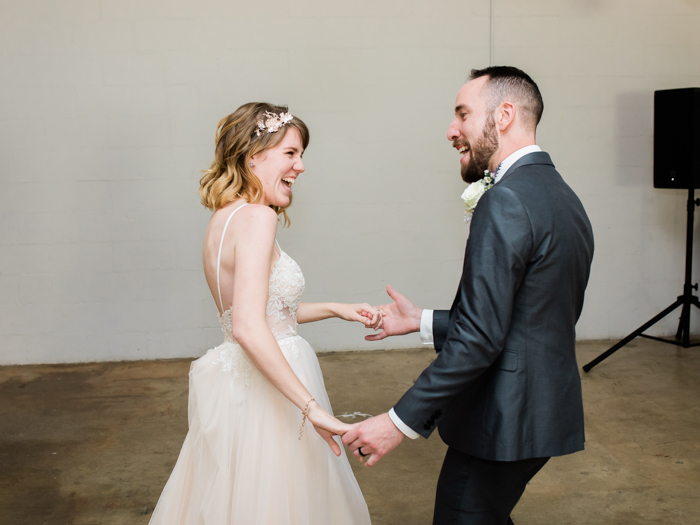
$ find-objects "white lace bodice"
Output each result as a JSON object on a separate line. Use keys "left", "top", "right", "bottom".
{"left": 219, "top": 248, "right": 305, "bottom": 343}
{"left": 265, "top": 249, "right": 305, "bottom": 338}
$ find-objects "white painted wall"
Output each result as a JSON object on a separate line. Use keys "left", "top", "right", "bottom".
{"left": 1, "top": 0, "right": 700, "bottom": 365}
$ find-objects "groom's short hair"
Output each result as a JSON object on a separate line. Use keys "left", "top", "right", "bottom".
{"left": 470, "top": 66, "right": 544, "bottom": 131}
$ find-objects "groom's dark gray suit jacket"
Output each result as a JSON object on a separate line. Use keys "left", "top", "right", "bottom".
{"left": 394, "top": 152, "right": 594, "bottom": 461}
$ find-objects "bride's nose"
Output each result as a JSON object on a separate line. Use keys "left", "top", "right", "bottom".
{"left": 294, "top": 158, "right": 305, "bottom": 173}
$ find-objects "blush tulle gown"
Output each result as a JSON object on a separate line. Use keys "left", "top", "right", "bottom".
{"left": 149, "top": 204, "right": 371, "bottom": 524}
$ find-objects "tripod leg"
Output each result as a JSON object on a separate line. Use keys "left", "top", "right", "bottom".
{"left": 678, "top": 186, "right": 697, "bottom": 346}
{"left": 583, "top": 299, "right": 682, "bottom": 372}
{"left": 680, "top": 294, "right": 700, "bottom": 347}
{"left": 683, "top": 299, "right": 691, "bottom": 347}
{"left": 675, "top": 301, "right": 689, "bottom": 342}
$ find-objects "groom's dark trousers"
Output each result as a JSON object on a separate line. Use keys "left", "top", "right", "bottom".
{"left": 433, "top": 448, "right": 548, "bottom": 524}
{"left": 393, "top": 152, "right": 594, "bottom": 524}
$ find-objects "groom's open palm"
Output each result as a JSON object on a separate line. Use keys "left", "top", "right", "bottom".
{"left": 365, "top": 285, "right": 422, "bottom": 341}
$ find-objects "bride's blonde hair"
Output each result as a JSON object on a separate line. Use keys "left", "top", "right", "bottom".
{"left": 199, "top": 102, "right": 310, "bottom": 226}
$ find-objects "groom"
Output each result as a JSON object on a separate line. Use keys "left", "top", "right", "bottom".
{"left": 343, "top": 66, "right": 594, "bottom": 524}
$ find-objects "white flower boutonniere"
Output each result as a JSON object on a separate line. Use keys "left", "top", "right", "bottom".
{"left": 461, "top": 170, "right": 494, "bottom": 223}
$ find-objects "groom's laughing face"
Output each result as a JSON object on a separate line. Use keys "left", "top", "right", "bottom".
{"left": 447, "top": 77, "right": 499, "bottom": 183}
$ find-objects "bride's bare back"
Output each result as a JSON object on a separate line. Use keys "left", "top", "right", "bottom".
{"left": 202, "top": 201, "right": 280, "bottom": 315}
{"left": 202, "top": 201, "right": 304, "bottom": 343}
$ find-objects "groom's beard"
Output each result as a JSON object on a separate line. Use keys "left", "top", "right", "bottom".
{"left": 460, "top": 115, "right": 499, "bottom": 183}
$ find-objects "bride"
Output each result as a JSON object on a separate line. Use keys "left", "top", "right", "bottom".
{"left": 148, "top": 103, "right": 375, "bottom": 524}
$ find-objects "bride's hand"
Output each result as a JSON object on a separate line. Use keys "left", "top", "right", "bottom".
{"left": 334, "top": 303, "right": 382, "bottom": 329}
{"left": 307, "top": 403, "right": 353, "bottom": 456}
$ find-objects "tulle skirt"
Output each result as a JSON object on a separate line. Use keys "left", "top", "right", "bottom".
{"left": 149, "top": 335, "right": 371, "bottom": 525}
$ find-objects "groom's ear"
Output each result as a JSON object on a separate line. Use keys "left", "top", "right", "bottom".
{"left": 495, "top": 101, "right": 516, "bottom": 132}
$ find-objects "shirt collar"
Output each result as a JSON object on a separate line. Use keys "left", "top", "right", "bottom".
{"left": 493, "top": 145, "right": 542, "bottom": 183}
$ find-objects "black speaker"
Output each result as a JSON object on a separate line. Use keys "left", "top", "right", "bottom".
{"left": 654, "top": 88, "right": 700, "bottom": 189}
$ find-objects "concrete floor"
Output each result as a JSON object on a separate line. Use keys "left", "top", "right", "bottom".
{"left": 1, "top": 339, "right": 699, "bottom": 525}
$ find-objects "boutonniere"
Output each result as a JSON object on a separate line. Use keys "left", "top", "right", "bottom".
{"left": 461, "top": 170, "right": 494, "bottom": 223}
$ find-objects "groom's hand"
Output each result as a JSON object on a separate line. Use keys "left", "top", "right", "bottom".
{"left": 365, "top": 285, "right": 422, "bottom": 341}
{"left": 341, "top": 413, "right": 405, "bottom": 467}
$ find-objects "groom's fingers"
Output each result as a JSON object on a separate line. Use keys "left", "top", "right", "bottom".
{"left": 347, "top": 439, "right": 372, "bottom": 463}
{"left": 349, "top": 443, "right": 381, "bottom": 467}
{"left": 365, "top": 331, "right": 388, "bottom": 341}
{"left": 386, "top": 284, "right": 403, "bottom": 302}
{"left": 341, "top": 427, "right": 356, "bottom": 445}
{"left": 342, "top": 427, "right": 364, "bottom": 450}
{"left": 364, "top": 452, "right": 382, "bottom": 467}
{"left": 343, "top": 423, "right": 373, "bottom": 453}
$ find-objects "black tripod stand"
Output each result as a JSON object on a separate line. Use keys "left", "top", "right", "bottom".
{"left": 583, "top": 187, "right": 700, "bottom": 372}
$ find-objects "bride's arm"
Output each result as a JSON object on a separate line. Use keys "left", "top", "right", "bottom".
{"left": 297, "top": 302, "right": 382, "bottom": 328}
{"left": 230, "top": 205, "right": 349, "bottom": 454}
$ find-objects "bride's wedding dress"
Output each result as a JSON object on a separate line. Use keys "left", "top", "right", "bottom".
{"left": 149, "top": 204, "right": 371, "bottom": 524}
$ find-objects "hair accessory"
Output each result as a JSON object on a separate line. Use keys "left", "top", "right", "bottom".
{"left": 255, "top": 111, "right": 294, "bottom": 137}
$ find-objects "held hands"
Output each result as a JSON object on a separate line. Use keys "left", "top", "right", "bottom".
{"left": 315, "top": 289, "right": 419, "bottom": 461}
{"left": 365, "top": 285, "right": 422, "bottom": 341}
{"left": 334, "top": 303, "right": 383, "bottom": 330}
{"left": 341, "top": 413, "right": 405, "bottom": 467}
{"left": 307, "top": 402, "right": 353, "bottom": 456}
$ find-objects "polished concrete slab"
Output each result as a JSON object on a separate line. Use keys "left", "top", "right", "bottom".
{"left": 1, "top": 339, "right": 699, "bottom": 524}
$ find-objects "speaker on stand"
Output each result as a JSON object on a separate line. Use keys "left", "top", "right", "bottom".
{"left": 583, "top": 87, "right": 700, "bottom": 372}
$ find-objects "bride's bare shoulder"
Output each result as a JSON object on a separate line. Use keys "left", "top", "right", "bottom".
{"left": 238, "top": 203, "right": 277, "bottom": 220}
{"left": 204, "top": 203, "right": 276, "bottom": 249}
{"left": 235, "top": 204, "right": 278, "bottom": 235}
{"left": 209, "top": 202, "right": 276, "bottom": 228}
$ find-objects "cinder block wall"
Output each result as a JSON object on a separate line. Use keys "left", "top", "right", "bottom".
{"left": 2, "top": 0, "right": 700, "bottom": 364}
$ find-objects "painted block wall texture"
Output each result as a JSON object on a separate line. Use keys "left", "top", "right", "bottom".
{"left": 1, "top": 0, "right": 700, "bottom": 364}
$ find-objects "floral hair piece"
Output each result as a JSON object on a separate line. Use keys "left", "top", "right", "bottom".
{"left": 255, "top": 111, "right": 294, "bottom": 137}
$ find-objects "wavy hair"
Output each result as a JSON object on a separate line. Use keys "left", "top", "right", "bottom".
{"left": 199, "top": 102, "right": 310, "bottom": 226}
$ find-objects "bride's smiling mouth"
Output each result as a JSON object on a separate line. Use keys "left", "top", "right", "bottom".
{"left": 281, "top": 177, "right": 296, "bottom": 189}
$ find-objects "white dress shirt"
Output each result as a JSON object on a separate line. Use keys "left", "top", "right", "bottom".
{"left": 492, "top": 144, "right": 541, "bottom": 184}
{"left": 390, "top": 145, "right": 542, "bottom": 439}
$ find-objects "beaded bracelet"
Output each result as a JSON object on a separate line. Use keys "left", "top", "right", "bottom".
{"left": 298, "top": 397, "right": 316, "bottom": 440}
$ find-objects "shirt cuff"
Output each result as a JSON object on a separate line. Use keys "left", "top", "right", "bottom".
{"left": 419, "top": 309, "right": 434, "bottom": 344}
{"left": 389, "top": 408, "right": 420, "bottom": 439}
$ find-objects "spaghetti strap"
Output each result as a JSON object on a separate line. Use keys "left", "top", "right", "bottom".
{"left": 216, "top": 203, "right": 248, "bottom": 314}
